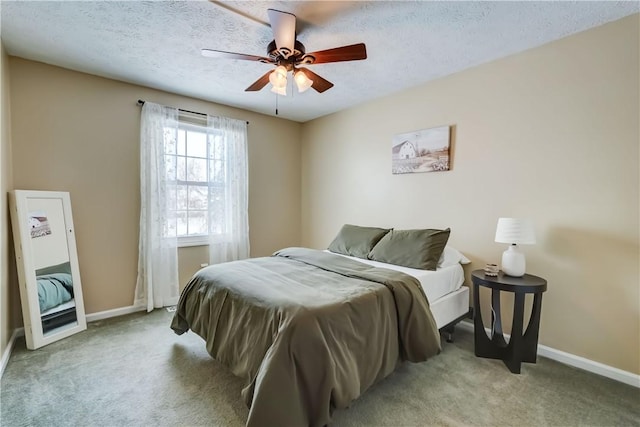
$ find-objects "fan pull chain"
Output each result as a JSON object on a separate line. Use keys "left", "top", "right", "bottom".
{"left": 275, "top": 93, "right": 278, "bottom": 116}
{"left": 290, "top": 75, "right": 294, "bottom": 99}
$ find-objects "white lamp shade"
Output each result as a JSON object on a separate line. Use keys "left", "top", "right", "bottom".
{"left": 495, "top": 218, "right": 536, "bottom": 245}
{"left": 294, "top": 70, "right": 313, "bottom": 93}
{"left": 270, "top": 85, "right": 287, "bottom": 96}
{"left": 269, "top": 65, "right": 288, "bottom": 89}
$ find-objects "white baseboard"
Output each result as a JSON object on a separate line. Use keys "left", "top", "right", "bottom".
{"left": 85, "top": 304, "right": 146, "bottom": 323}
{"left": 457, "top": 320, "right": 640, "bottom": 388}
{"left": 0, "top": 328, "right": 22, "bottom": 378}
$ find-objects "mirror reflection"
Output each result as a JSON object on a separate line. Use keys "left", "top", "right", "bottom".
{"left": 35, "top": 262, "right": 77, "bottom": 334}
{"left": 27, "top": 198, "right": 79, "bottom": 335}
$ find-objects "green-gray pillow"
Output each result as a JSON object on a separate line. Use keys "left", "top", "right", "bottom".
{"left": 327, "top": 224, "right": 392, "bottom": 259}
{"left": 368, "top": 228, "right": 451, "bottom": 270}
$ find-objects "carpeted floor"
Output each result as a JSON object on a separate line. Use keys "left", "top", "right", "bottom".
{"left": 1, "top": 309, "right": 638, "bottom": 427}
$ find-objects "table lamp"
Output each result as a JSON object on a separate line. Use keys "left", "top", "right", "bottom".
{"left": 494, "top": 218, "right": 536, "bottom": 277}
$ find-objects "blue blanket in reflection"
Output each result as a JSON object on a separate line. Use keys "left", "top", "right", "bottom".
{"left": 37, "top": 273, "right": 74, "bottom": 312}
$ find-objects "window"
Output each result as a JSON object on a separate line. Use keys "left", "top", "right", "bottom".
{"left": 163, "top": 120, "right": 226, "bottom": 246}
{"left": 138, "top": 101, "right": 247, "bottom": 309}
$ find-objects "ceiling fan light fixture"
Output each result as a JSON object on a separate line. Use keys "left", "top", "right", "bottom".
{"left": 270, "top": 85, "right": 287, "bottom": 96}
{"left": 294, "top": 70, "right": 313, "bottom": 93}
{"left": 207, "top": 9, "right": 366, "bottom": 96}
{"left": 269, "top": 65, "right": 288, "bottom": 89}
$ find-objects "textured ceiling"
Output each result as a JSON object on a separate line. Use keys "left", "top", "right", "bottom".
{"left": 1, "top": 1, "right": 638, "bottom": 122}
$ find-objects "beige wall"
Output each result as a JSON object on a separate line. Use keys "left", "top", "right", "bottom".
{"left": 9, "top": 59, "right": 301, "bottom": 314}
{"left": 301, "top": 15, "right": 639, "bottom": 374}
{"left": 0, "top": 41, "right": 13, "bottom": 358}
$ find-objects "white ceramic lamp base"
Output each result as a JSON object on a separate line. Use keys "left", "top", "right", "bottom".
{"left": 501, "top": 244, "right": 526, "bottom": 277}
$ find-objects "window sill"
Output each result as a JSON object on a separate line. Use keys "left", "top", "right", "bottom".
{"left": 177, "top": 236, "right": 209, "bottom": 248}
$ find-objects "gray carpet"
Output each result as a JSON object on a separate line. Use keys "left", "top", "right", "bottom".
{"left": 1, "top": 309, "right": 638, "bottom": 427}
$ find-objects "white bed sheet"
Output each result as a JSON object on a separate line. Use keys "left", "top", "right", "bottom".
{"left": 326, "top": 251, "right": 465, "bottom": 303}
{"left": 40, "top": 299, "right": 76, "bottom": 317}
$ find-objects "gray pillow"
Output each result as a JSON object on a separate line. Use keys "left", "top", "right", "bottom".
{"left": 368, "top": 228, "right": 451, "bottom": 270}
{"left": 327, "top": 224, "right": 392, "bottom": 259}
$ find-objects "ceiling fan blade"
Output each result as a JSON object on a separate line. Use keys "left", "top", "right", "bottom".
{"left": 245, "top": 71, "right": 273, "bottom": 92}
{"left": 201, "top": 49, "right": 274, "bottom": 63}
{"left": 297, "top": 68, "right": 334, "bottom": 93}
{"left": 298, "top": 43, "right": 367, "bottom": 65}
{"left": 267, "top": 9, "right": 296, "bottom": 58}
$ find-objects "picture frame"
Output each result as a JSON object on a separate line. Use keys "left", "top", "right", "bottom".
{"left": 392, "top": 125, "right": 451, "bottom": 174}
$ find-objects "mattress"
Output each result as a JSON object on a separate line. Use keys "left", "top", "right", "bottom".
{"left": 326, "top": 251, "right": 465, "bottom": 303}
{"left": 40, "top": 299, "right": 76, "bottom": 317}
{"left": 430, "top": 286, "right": 469, "bottom": 329}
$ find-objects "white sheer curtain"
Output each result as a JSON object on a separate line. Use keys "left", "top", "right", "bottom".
{"left": 134, "top": 102, "right": 180, "bottom": 312}
{"left": 207, "top": 116, "right": 250, "bottom": 264}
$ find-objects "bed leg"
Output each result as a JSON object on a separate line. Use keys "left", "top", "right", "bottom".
{"left": 440, "top": 308, "right": 473, "bottom": 344}
{"left": 443, "top": 325, "right": 455, "bottom": 343}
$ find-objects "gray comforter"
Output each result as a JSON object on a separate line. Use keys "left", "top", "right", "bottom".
{"left": 171, "top": 247, "right": 441, "bottom": 427}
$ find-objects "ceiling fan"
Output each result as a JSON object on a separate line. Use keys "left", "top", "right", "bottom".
{"left": 201, "top": 9, "right": 367, "bottom": 95}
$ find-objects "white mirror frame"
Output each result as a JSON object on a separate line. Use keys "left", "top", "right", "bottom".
{"left": 9, "top": 190, "right": 87, "bottom": 349}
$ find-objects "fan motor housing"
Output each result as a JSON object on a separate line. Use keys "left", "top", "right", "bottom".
{"left": 267, "top": 39, "right": 306, "bottom": 68}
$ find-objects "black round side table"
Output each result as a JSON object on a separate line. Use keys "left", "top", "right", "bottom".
{"left": 471, "top": 269, "right": 547, "bottom": 374}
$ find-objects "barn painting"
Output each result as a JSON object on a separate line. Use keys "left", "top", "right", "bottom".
{"left": 28, "top": 210, "right": 51, "bottom": 239}
{"left": 392, "top": 125, "right": 451, "bottom": 174}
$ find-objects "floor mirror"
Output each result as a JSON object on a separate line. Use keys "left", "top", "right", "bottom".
{"left": 9, "top": 190, "right": 87, "bottom": 349}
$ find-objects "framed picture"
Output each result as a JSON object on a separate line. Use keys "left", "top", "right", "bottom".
{"left": 28, "top": 211, "right": 52, "bottom": 239}
{"left": 392, "top": 125, "right": 451, "bottom": 174}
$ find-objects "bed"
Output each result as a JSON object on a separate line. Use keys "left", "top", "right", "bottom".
{"left": 171, "top": 226, "right": 471, "bottom": 427}
{"left": 35, "top": 262, "right": 77, "bottom": 334}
